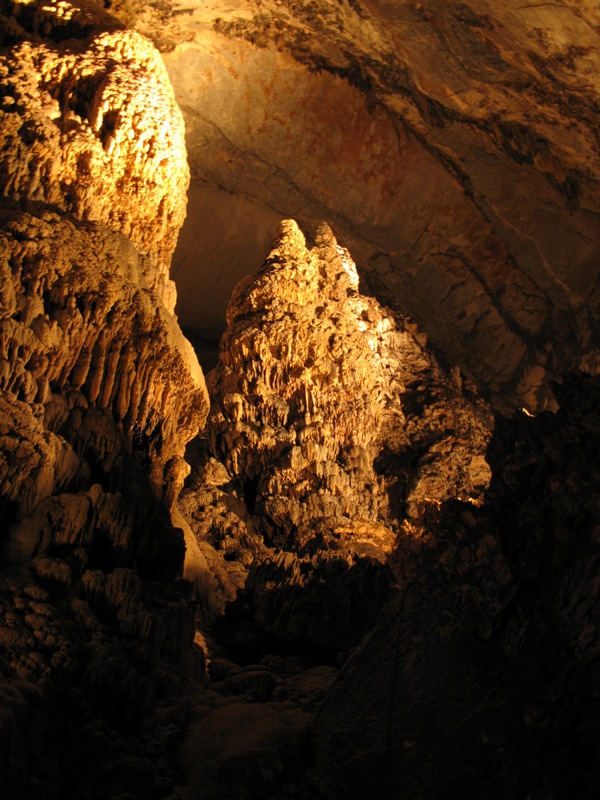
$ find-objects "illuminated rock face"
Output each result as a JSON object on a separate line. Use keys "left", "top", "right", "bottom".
{"left": 147, "top": 0, "right": 600, "bottom": 411}
{"left": 0, "top": 4, "right": 208, "bottom": 797}
{"left": 0, "top": 0, "right": 189, "bottom": 310}
{"left": 181, "top": 219, "right": 492, "bottom": 649}
{"left": 0, "top": 210, "right": 207, "bottom": 510}
{"left": 208, "top": 219, "right": 398, "bottom": 538}
{"left": 0, "top": 1, "right": 599, "bottom": 798}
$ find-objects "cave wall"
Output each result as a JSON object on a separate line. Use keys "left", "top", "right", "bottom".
{"left": 0, "top": 1, "right": 599, "bottom": 798}
{"left": 127, "top": 0, "right": 600, "bottom": 411}
{"left": 0, "top": 2, "right": 208, "bottom": 796}
{"left": 312, "top": 373, "right": 600, "bottom": 800}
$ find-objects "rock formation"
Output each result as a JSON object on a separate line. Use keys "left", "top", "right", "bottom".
{"left": 0, "top": 1, "right": 599, "bottom": 799}
{"left": 121, "top": 0, "right": 600, "bottom": 412}
{"left": 312, "top": 373, "right": 600, "bottom": 800}
{"left": 1, "top": 0, "right": 189, "bottom": 308}
{"left": 180, "top": 218, "right": 492, "bottom": 651}
{"left": 0, "top": 3, "right": 208, "bottom": 797}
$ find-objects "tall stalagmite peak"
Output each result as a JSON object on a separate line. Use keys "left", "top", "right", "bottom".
{"left": 180, "top": 219, "right": 493, "bottom": 649}
{"left": 149, "top": 0, "right": 600, "bottom": 413}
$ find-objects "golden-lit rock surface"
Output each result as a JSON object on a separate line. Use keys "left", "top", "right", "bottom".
{"left": 1, "top": 2, "right": 600, "bottom": 799}
{"left": 0, "top": 4, "right": 208, "bottom": 797}
{"left": 0, "top": 0, "right": 190, "bottom": 309}
{"left": 0, "top": 209, "right": 207, "bottom": 504}
{"left": 180, "top": 219, "right": 492, "bottom": 649}
{"left": 121, "top": 0, "right": 600, "bottom": 411}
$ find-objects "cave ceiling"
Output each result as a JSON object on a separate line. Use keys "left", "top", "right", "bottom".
{"left": 116, "top": 0, "right": 600, "bottom": 412}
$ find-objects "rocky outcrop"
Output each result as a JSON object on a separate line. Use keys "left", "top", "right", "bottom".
{"left": 207, "top": 220, "right": 401, "bottom": 541}
{"left": 0, "top": 210, "right": 206, "bottom": 505}
{"left": 0, "top": 4, "right": 208, "bottom": 797}
{"left": 0, "top": 0, "right": 189, "bottom": 309}
{"left": 0, "top": 569, "right": 196, "bottom": 799}
{"left": 181, "top": 219, "right": 492, "bottom": 651}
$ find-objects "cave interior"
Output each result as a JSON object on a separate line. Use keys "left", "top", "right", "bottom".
{"left": 0, "top": 1, "right": 599, "bottom": 799}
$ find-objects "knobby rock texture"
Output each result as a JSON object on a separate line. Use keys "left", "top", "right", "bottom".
{"left": 181, "top": 219, "right": 492, "bottom": 652}
{"left": 0, "top": 2, "right": 208, "bottom": 797}
{"left": 1, "top": 0, "right": 190, "bottom": 308}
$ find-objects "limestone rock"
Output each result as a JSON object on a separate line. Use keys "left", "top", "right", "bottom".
{"left": 0, "top": 209, "right": 208, "bottom": 502}
{"left": 0, "top": 0, "right": 189, "bottom": 308}
{"left": 182, "top": 220, "right": 492, "bottom": 650}
{"left": 208, "top": 220, "right": 398, "bottom": 541}
{"left": 0, "top": 6, "right": 208, "bottom": 797}
{"left": 178, "top": 700, "right": 309, "bottom": 800}
{"left": 207, "top": 220, "right": 491, "bottom": 536}
{"left": 2, "top": 2, "right": 599, "bottom": 798}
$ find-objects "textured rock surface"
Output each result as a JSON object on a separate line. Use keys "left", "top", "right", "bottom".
{"left": 0, "top": 3, "right": 208, "bottom": 797}
{"left": 116, "top": 0, "right": 600, "bottom": 411}
{"left": 181, "top": 219, "right": 492, "bottom": 651}
{"left": 0, "top": 0, "right": 189, "bottom": 309}
{"left": 1, "top": 2, "right": 600, "bottom": 799}
{"left": 0, "top": 210, "right": 206, "bottom": 503}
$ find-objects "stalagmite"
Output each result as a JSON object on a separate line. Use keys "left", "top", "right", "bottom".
{"left": 181, "top": 219, "right": 492, "bottom": 649}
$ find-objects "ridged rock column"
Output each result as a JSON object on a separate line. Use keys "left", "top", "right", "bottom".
{"left": 182, "top": 220, "right": 492, "bottom": 651}
{"left": 0, "top": 4, "right": 209, "bottom": 797}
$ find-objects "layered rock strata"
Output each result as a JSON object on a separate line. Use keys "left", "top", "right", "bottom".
{"left": 181, "top": 220, "right": 493, "bottom": 651}
{"left": 0, "top": 4, "right": 208, "bottom": 797}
